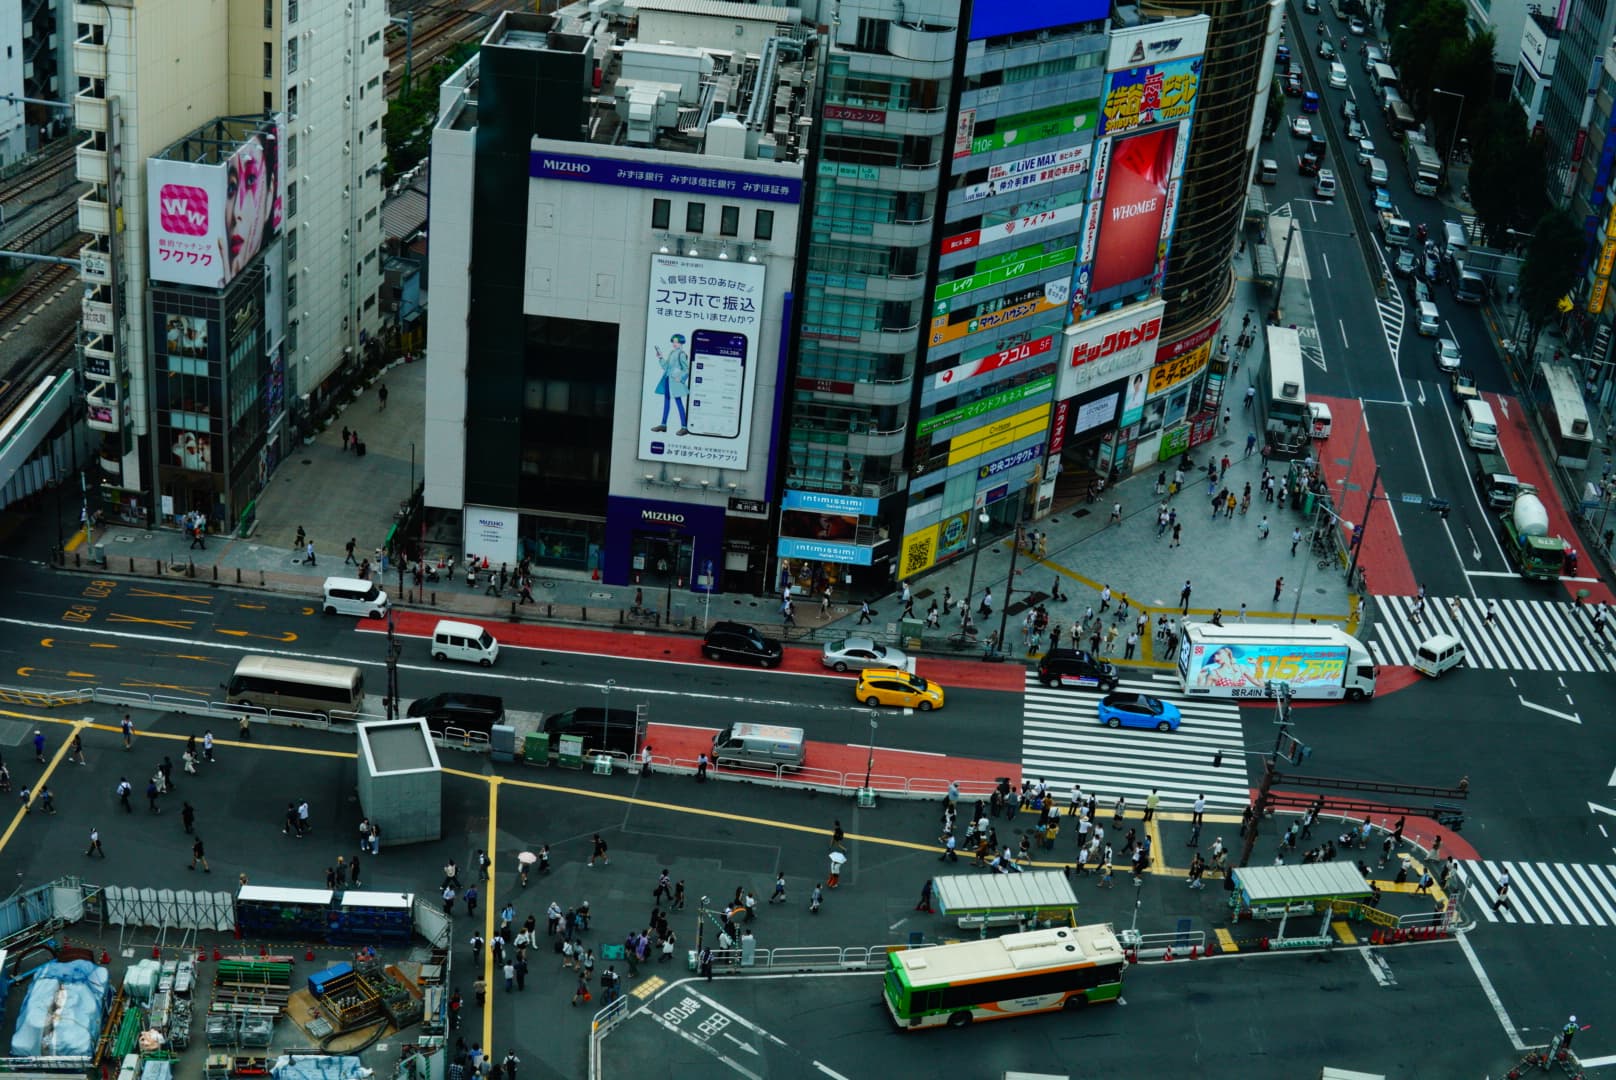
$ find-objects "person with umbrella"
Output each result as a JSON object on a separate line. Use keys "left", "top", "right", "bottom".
{"left": 517, "top": 850, "right": 537, "bottom": 887}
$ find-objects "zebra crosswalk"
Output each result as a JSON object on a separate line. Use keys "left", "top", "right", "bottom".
{"left": 1021, "top": 672, "right": 1250, "bottom": 809}
{"left": 1454, "top": 859, "right": 1616, "bottom": 928}
{"left": 1367, "top": 595, "right": 1614, "bottom": 673}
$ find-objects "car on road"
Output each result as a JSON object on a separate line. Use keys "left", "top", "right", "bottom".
{"left": 1298, "top": 151, "right": 1321, "bottom": 175}
{"left": 1096, "top": 693, "right": 1182, "bottom": 732}
{"left": 1302, "top": 90, "right": 1320, "bottom": 114}
{"left": 1393, "top": 246, "right": 1419, "bottom": 278}
{"left": 1290, "top": 115, "right": 1313, "bottom": 138}
{"left": 1329, "top": 61, "right": 1348, "bottom": 88}
{"left": 1346, "top": 118, "right": 1367, "bottom": 140}
{"left": 703, "top": 621, "right": 784, "bottom": 667}
{"left": 1416, "top": 299, "right": 1441, "bottom": 336}
{"left": 1423, "top": 248, "right": 1441, "bottom": 283}
{"left": 821, "top": 636, "right": 908, "bottom": 673}
{"left": 854, "top": 668, "right": 944, "bottom": 711}
{"left": 1318, "top": 39, "right": 1336, "bottom": 59}
{"left": 1285, "top": 72, "right": 1304, "bottom": 96}
{"left": 1434, "top": 337, "right": 1462, "bottom": 371}
{"left": 1348, "top": 15, "right": 1367, "bottom": 33}
{"left": 1314, "top": 169, "right": 1337, "bottom": 197}
{"left": 1309, "top": 130, "right": 1328, "bottom": 159}
{"left": 1342, "top": 98, "right": 1358, "bottom": 123}
{"left": 1355, "top": 136, "right": 1375, "bottom": 164}
{"left": 1037, "top": 649, "right": 1120, "bottom": 690}
{"left": 1304, "top": 0, "right": 1319, "bottom": 11}
{"left": 1370, "top": 186, "right": 1392, "bottom": 212}
{"left": 1451, "top": 368, "right": 1480, "bottom": 403}
{"left": 1410, "top": 276, "right": 1432, "bottom": 304}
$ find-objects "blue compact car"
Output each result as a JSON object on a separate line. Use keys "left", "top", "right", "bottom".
{"left": 1096, "top": 693, "right": 1182, "bottom": 732}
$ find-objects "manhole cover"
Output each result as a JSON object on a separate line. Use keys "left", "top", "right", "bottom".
{"left": 590, "top": 591, "right": 612, "bottom": 599}
{"left": 541, "top": 580, "right": 557, "bottom": 589}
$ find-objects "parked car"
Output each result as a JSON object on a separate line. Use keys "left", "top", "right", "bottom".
{"left": 1290, "top": 115, "right": 1313, "bottom": 138}
{"left": 854, "top": 668, "right": 945, "bottom": 711}
{"left": 1096, "top": 693, "right": 1182, "bottom": 733}
{"left": 821, "top": 636, "right": 907, "bottom": 673}
{"left": 702, "top": 621, "right": 783, "bottom": 667}
{"left": 1434, "top": 337, "right": 1462, "bottom": 371}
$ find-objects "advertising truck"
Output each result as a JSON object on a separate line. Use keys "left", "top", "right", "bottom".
{"left": 1177, "top": 622, "right": 1377, "bottom": 701}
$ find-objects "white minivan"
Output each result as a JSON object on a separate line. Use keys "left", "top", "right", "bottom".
{"left": 1413, "top": 633, "right": 1466, "bottom": 677}
{"left": 1329, "top": 62, "right": 1348, "bottom": 89}
{"left": 322, "top": 577, "right": 390, "bottom": 618}
{"left": 431, "top": 620, "right": 500, "bottom": 666}
{"left": 1462, "top": 398, "right": 1498, "bottom": 449}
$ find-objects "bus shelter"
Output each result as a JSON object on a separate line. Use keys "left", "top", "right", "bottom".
{"left": 931, "top": 872, "right": 1078, "bottom": 937}
{"left": 1229, "top": 863, "right": 1371, "bottom": 948}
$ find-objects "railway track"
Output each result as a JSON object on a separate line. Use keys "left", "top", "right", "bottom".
{"left": 0, "top": 324, "right": 75, "bottom": 421}
{"left": 0, "top": 141, "right": 79, "bottom": 209}
{"left": 0, "top": 260, "right": 77, "bottom": 331}
{"left": 384, "top": 0, "right": 507, "bottom": 98}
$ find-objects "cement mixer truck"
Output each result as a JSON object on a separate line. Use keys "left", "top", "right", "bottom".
{"left": 1499, "top": 486, "right": 1567, "bottom": 580}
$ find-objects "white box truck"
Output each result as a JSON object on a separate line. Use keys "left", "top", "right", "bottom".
{"left": 1176, "top": 622, "right": 1377, "bottom": 701}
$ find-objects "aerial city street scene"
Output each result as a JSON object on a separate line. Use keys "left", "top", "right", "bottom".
{"left": 0, "top": 0, "right": 1612, "bottom": 1076}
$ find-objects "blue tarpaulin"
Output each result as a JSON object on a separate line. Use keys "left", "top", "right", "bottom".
{"left": 271, "top": 1055, "right": 368, "bottom": 1080}
{"left": 10, "top": 959, "right": 111, "bottom": 1057}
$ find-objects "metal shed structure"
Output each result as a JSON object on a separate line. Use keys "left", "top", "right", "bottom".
{"left": 931, "top": 872, "right": 1078, "bottom": 936}
{"left": 1229, "top": 863, "right": 1371, "bottom": 947}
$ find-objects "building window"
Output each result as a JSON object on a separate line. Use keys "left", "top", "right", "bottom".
{"left": 287, "top": 180, "right": 297, "bottom": 218}
{"left": 287, "top": 37, "right": 298, "bottom": 74}
{"left": 755, "top": 209, "right": 774, "bottom": 241}
{"left": 287, "top": 133, "right": 298, "bottom": 168}
{"left": 288, "top": 319, "right": 299, "bottom": 353}
{"left": 289, "top": 0, "right": 299, "bottom": 22}
{"left": 720, "top": 205, "right": 740, "bottom": 236}
{"left": 288, "top": 85, "right": 298, "bottom": 120}
{"left": 263, "top": 91, "right": 273, "bottom": 112}
{"left": 287, "top": 227, "right": 297, "bottom": 262}
{"left": 364, "top": 295, "right": 376, "bottom": 311}
{"left": 651, "top": 198, "right": 671, "bottom": 230}
{"left": 685, "top": 203, "right": 705, "bottom": 233}
{"left": 287, "top": 273, "right": 298, "bottom": 308}
{"left": 263, "top": 42, "right": 273, "bottom": 79}
{"left": 264, "top": 0, "right": 272, "bottom": 28}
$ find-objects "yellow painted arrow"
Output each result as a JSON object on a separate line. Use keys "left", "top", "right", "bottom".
{"left": 235, "top": 603, "right": 267, "bottom": 611}
{"left": 14, "top": 667, "right": 95, "bottom": 681}
{"left": 123, "top": 680, "right": 211, "bottom": 695}
{"left": 215, "top": 629, "right": 298, "bottom": 643}
{"left": 40, "top": 639, "right": 52, "bottom": 649}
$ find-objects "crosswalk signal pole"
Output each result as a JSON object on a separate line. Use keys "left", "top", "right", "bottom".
{"left": 1236, "top": 681, "right": 1294, "bottom": 871}
{"left": 1345, "top": 465, "right": 1382, "bottom": 591}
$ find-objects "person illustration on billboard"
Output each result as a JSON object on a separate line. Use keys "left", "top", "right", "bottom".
{"left": 650, "top": 333, "right": 690, "bottom": 436}
{"left": 172, "top": 431, "right": 212, "bottom": 472}
{"left": 1194, "top": 646, "right": 1262, "bottom": 690}
{"left": 223, "top": 128, "right": 281, "bottom": 278}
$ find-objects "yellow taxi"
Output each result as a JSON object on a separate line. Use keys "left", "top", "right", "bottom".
{"left": 854, "top": 668, "right": 945, "bottom": 711}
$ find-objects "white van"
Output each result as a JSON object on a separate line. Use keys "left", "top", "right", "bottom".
{"left": 1366, "top": 156, "right": 1388, "bottom": 186}
{"left": 1462, "top": 398, "right": 1498, "bottom": 449}
{"left": 711, "top": 722, "right": 806, "bottom": 770}
{"left": 431, "top": 620, "right": 500, "bottom": 666}
{"left": 1416, "top": 300, "right": 1440, "bottom": 336}
{"left": 1330, "top": 62, "right": 1348, "bottom": 89}
{"left": 1259, "top": 158, "right": 1279, "bottom": 184}
{"left": 1363, "top": 44, "right": 1385, "bottom": 71}
{"left": 1413, "top": 633, "right": 1466, "bottom": 677}
{"left": 1442, "top": 219, "right": 1468, "bottom": 265}
{"left": 1309, "top": 401, "right": 1333, "bottom": 439}
{"left": 322, "top": 577, "right": 390, "bottom": 618}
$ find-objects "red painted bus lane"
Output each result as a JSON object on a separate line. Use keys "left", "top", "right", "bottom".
{"left": 357, "top": 610, "right": 1027, "bottom": 691}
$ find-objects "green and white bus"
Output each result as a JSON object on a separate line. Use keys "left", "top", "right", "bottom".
{"left": 883, "top": 924, "right": 1126, "bottom": 1030}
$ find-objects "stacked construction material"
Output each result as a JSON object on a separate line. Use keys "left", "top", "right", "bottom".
{"left": 307, "top": 964, "right": 382, "bottom": 1032}
{"left": 211, "top": 958, "right": 294, "bottom": 1017}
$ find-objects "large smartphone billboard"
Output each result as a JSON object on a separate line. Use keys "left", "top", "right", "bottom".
{"left": 638, "top": 256, "right": 767, "bottom": 470}
{"left": 148, "top": 119, "right": 283, "bottom": 290}
{"left": 1087, "top": 126, "right": 1177, "bottom": 297}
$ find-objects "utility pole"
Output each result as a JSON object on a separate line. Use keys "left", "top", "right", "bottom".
{"left": 994, "top": 523, "right": 1024, "bottom": 655}
{"left": 1344, "top": 464, "right": 1381, "bottom": 590}
{"left": 1236, "top": 681, "right": 1294, "bottom": 870}
{"left": 385, "top": 608, "right": 400, "bottom": 720}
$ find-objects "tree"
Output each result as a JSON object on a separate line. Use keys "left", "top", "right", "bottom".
{"left": 1467, "top": 101, "right": 1547, "bottom": 245}
{"left": 1428, "top": 30, "right": 1495, "bottom": 153}
{"left": 1517, "top": 211, "right": 1586, "bottom": 354}
{"left": 1390, "top": 0, "right": 1468, "bottom": 108}
{"left": 382, "top": 44, "right": 476, "bottom": 185}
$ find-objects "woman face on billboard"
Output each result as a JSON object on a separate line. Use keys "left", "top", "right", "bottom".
{"left": 225, "top": 135, "right": 271, "bottom": 276}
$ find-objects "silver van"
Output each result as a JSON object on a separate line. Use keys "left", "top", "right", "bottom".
{"left": 1442, "top": 219, "right": 1468, "bottom": 264}
{"left": 1366, "top": 156, "right": 1388, "bottom": 186}
{"left": 322, "top": 576, "right": 390, "bottom": 618}
{"left": 711, "top": 723, "right": 806, "bottom": 770}
{"left": 1362, "top": 44, "right": 1385, "bottom": 71}
{"left": 1462, "top": 398, "right": 1498, "bottom": 450}
{"left": 1413, "top": 633, "right": 1466, "bottom": 677}
{"left": 431, "top": 619, "right": 500, "bottom": 666}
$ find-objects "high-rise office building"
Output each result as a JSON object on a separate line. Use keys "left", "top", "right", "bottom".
{"left": 71, "top": 0, "right": 386, "bottom": 528}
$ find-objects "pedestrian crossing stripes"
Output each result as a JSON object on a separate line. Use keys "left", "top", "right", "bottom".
{"left": 1454, "top": 859, "right": 1616, "bottom": 928}
{"left": 1366, "top": 595, "right": 1614, "bottom": 673}
{"left": 1021, "top": 672, "right": 1250, "bottom": 810}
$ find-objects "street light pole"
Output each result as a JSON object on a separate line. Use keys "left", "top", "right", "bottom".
{"left": 1343, "top": 465, "right": 1382, "bottom": 591}
{"left": 863, "top": 713, "right": 878, "bottom": 793}
{"left": 1431, "top": 88, "right": 1466, "bottom": 186}
{"left": 962, "top": 510, "right": 990, "bottom": 611}
{"left": 602, "top": 678, "right": 615, "bottom": 755}
{"left": 995, "top": 523, "right": 1024, "bottom": 654}
{"left": 385, "top": 608, "right": 400, "bottom": 720}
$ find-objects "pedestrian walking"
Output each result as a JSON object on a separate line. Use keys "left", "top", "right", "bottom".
{"left": 1192, "top": 794, "right": 1206, "bottom": 828}
{"left": 1483, "top": 600, "right": 1498, "bottom": 626}
{"left": 810, "top": 882, "right": 824, "bottom": 914}
{"left": 1143, "top": 789, "right": 1160, "bottom": 822}
{"left": 85, "top": 827, "right": 104, "bottom": 857}
{"left": 304, "top": 540, "right": 317, "bottom": 566}
{"left": 695, "top": 753, "right": 709, "bottom": 782}
{"left": 1124, "top": 632, "right": 1138, "bottom": 659}
{"left": 769, "top": 873, "right": 787, "bottom": 904}
{"left": 857, "top": 600, "right": 872, "bottom": 624}
{"left": 190, "top": 837, "right": 210, "bottom": 872}
{"left": 1246, "top": 432, "right": 1257, "bottom": 457}
{"left": 1179, "top": 580, "right": 1192, "bottom": 614}
{"left": 181, "top": 802, "right": 196, "bottom": 834}
{"left": 1273, "top": 577, "right": 1284, "bottom": 604}
{"left": 146, "top": 780, "right": 161, "bottom": 813}
{"left": 1099, "top": 585, "right": 1112, "bottom": 612}
{"left": 33, "top": 729, "right": 45, "bottom": 763}
{"left": 379, "top": 383, "right": 389, "bottom": 410}
{"left": 589, "top": 833, "right": 609, "bottom": 867}
{"left": 116, "top": 778, "right": 132, "bottom": 812}
{"left": 70, "top": 734, "right": 86, "bottom": 765}
{"left": 938, "top": 832, "right": 958, "bottom": 862}
{"left": 1257, "top": 515, "right": 1270, "bottom": 540}
{"left": 915, "top": 879, "right": 934, "bottom": 913}
{"left": 345, "top": 538, "right": 358, "bottom": 565}
{"left": 653, "top": 869, "right": 673, "bottom": 904}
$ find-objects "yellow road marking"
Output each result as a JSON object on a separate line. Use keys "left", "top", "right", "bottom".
{"left": 482, "top": 777, "right": 500, "bottom": 1050}
{"left": 14, "top": 667, "right": 96, "bottom": 681}
{"left": 0, "top": 719, "right": 86, "bottom": 850}
{"left": 632, "top": 975, "right": 664, "bottom": 997}
{"left": 215, "top": 629, "right": 298, "bottom": 643}
{"left": 122, "top": 681, "right": 215, "bottom": 696}
{"left": 1332, "top": 919, "right": 1358, "bottom": 945}
{"left": 106, "top": 614, "right": 195, "bottom": 631}
{"left": 63, "top": 528, "right": 89, "bottom": 553}
{"left": 1214, "top": 927, "right": 1240, "bottom": 953}
{"left": 126, "top": 588, "right": 212, "bottom": 603}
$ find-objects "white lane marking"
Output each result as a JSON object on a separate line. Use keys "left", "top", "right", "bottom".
{"left": 1359, "top": 947, "right": 1394, "bottom": 987}
{"left": 813, "top": 1064, "right": 853, "bottom": 1080}
{"left": 1457, "top": 930, "right": 1526, "bottom": 1051}
{"left": 1516, "top": 696, "right": 1581, "bottom": 724}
